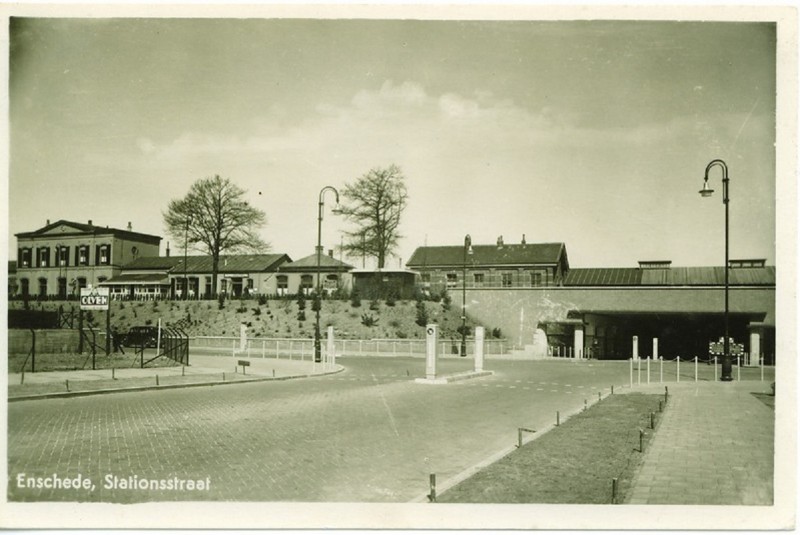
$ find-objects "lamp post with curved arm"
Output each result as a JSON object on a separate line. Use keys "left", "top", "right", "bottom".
{"left": 315, "top": 186, "right": 340, "bottom": 363}
{"left": 699, "top": 159, "right": 732, "bottom": 381}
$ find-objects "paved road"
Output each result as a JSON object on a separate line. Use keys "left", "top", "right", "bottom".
{"left": 8, "top": 357, "right": 632, "bottom": 503}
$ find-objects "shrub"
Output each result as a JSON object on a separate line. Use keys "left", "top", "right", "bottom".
{"left": 257, "top": 294, "right": 268, "bottom": 306}
{"left": 441, "top": 291, "right": 452, "bottom": 311}
{"left": 297, "top": 292, "right": 306, "bottom": 311}
{"left": 385, "top": 289, "right": 397, "bottom": 307}
{"left": 218, "top": 293, "right": 226, "bottom": 310}
{"left": 369, "top": 298, "right": 380, "bottom": 311}
{"left": 311, "top": 292, "right": 321, "bottom": 313}
{"left": 350, "top": 287, "right": 362, "bottom": 308}
{"left": 415, "top": 298, "right": 429, "bottom": 327}
{"left": 492, "top": 327, "right": 502, "bottom": 339}
{"left": 236, "top": 302, "right": 248, "bottom": 313}
{"left": 297, "top": 310, "right": 306, "bottom": 322}
{"left": 361, "top": 313, "right": 378, "bottom": 327}
{"left": 252, "top": 307, "right": 261, "bottom": 316}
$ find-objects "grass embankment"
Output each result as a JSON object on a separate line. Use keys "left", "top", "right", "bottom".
{"left": 438, "top": 393, "right": 664, "bottom": 504}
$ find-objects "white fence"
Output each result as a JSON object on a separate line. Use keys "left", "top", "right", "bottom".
{"left": 190, "top": 336, "right": 508, "bottom": 359}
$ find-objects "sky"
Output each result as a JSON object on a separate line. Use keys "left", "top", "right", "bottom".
{"left": 6, "top": 16, "right": 779, "bottom": 269}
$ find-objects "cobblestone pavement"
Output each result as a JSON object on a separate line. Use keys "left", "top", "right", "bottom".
{"left": 8, "top": 358, "right": 631, "bottom": 503}
{"left": 626, "top": 381, "right": 774, "bottom": 505}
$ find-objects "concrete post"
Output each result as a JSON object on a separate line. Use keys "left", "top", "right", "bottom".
{"left": 239, "top": 323, "right": 247, "bottom": 352}
{"left": 327, "top": 326, "right": 335, "bottom": 370}
{"left": 632, "top": 336, "right": 639, "bottom": 361}
{"left": 474, "top": 326, "right": 485, "bottom": 372}
{"left": 652, "top": 337, "right": 658, "bottom": 361}
{"left": 426, "top": 324, "right": 438, "bottom": 380}
{"left": 573, "top": 324, "right": 584, "bottom": 359}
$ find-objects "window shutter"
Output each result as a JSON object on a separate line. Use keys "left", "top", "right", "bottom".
{"left": 95, "top": 244, "right": 101, "bottom": 266}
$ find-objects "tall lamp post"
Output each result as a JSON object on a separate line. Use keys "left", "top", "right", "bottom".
{"left": 183, "top": 215, "right": 192, "bottom": 300}
{"left": 315, "top": 186, "right": 340, "bottom": 363}
{"left": 699, "top": 159, "right": 732, "bottom": 381}
{"left": 460, "top": 234, "right": 473, "bottom": 357}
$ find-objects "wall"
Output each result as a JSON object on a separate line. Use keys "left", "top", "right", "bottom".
{"left": 463, "top": 286, "right": 776, "bottom": 350}
{"left": 8, "top": 329, "right": 81, "bottom": 355}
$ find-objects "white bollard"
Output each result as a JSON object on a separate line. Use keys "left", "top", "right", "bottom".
{"left": 426, "top": 324, "right": 438, "bottom": 380}
{"left": 660, "top": 356, "right": 663, "bottom": 383}
{"left": 327, "top": 326, "right": 335, "bottom": 371}
{"left": 632, "top": 336, "right": 639, "bottom": 361}
{"left": 760, "top": 356, "right": 764, "bottom": 382}
{"left": 637, "top": 356, "right": 641, "bottom": 385}
{"left": 677, "top": 356, "right": 680, "bottom": 383}
{"left": 737, "top": 356, "right": 741, "bottom": 381}
{"left": 629, "top": 358, "right": 633, "bottom": 387}
{"left": 647, "top": 356, "right": 650, "bottom": 384}
{"left": 714, "top": 356, "right": 718, "bottom": 381}
{"left": 474, "top": 326, "right": 485, "bottom": 373}
{"left": 694, "top": 356, "right": 698, "bottom": 382}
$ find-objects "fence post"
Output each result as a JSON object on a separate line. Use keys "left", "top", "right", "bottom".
{"left": 737, "top": 356, "right": 741, "bottom": 381}
{"left": 646, "top": 356, "right": 650, "bottom": 384}
{"left": 695, "top": 356, "right": 698, "bottom": 382}
{"left": 612, "top": 478, "right": 618, "bottom": 504}
{"left": 660, "top": 356, "right": 663, "bottom": 383}
{"left": 30, "top": 328, "right": 36, "bottom": 373}
{"left": 629, "top": 358, "right": 633, "bottom": 388}
{"left": 676, "top": 356, "right": 680, "bottom": 383}
{"left": 714, "top": 356, "right": 718, "bottom": 382}
{"left": 760, "top": 356, "right": 764, "bottom": 382}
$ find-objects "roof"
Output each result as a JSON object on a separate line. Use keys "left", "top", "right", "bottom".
{"left": 121, "top": 254, "right": 291, "bottom": 274}
{"left": 564, "top": 266, "right": 776, "bottom": 287}
{"left": 279, "top": 253, "right": 354, "bottom": 272}
{"left": 15, "top": 219, "right": 161, "bottom": 245}
{"left": 407, "top": 242, "right": 568, "bottom": 269}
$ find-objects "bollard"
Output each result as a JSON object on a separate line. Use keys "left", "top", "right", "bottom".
{"left": 639, "top": 429, "right": 645, "bottom": 453}
{"left": 428, "top": 474, "right": 437, "bottom": 502}
{"left": 20, "top": 369, "right": 24, "bottom": 385}
{"left": 66, "top": 379, "right": 70, "bottom": 392}
{"left": 660, "top": 356, "right": 663, "bottom": 383}
{"left": 584, "top": 399, "right": 588, "bottom": 411}
{"left": 677, "top": 356, "right": 680, "bottom": 383}
{"left": 182, "top": 366, "right": 185, "bottom": 377}
{"left": 650, "top": 412, "right": 655, "bottom": 429}
{"left": 112, "top": 367, "right": 116, "bottom": 380}
{"left": 658, "top": 400, "right": 663, "bottom": 412}
{"left": 629, "top": 358, "right": 633, "bottom": 388}
{"left": 694, "top": 356, "right": 698, "bottom": 382}
{"left": 637, "top": 357, "right": 641, "bottom": 385}
{"left": 556, "top": 411, "right": 560, "bottom": 426}
{"left": 760, "top": 357, "right": 764, "bottom": 382}
{"left": 518, "top": 428, "right": 523, "bottom": 448}
{"left": 714, "top": 356, "right": 718, "bottom": 382}
{"left": 737, "top": 356, "right": 741, "bottom": 381}
{"left": 611, "top": 385, "right": 614, "bottom": 395}
{"left": 647, "top": 356, "right": 650, "bottom": 384}
{"left": 273, "top": 369, "right": 276, "bottom": 378}
{"left": 598, "top": 392, "right": 602, "bottom": 402}
{"left": 664, "top": 386, "right": 669, "bottom": 403}
{"left": 612, "top": 478, "right": 619, "bottom": 504}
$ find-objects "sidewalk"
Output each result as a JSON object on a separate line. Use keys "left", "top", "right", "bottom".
{"left": 8, "top": 354, "right": 339, "bottom": 401}
{"left": 626, "top": 381, "right": 774, "bottom": 505}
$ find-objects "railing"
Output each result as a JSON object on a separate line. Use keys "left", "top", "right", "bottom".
{"left": 190, "top": 336, "right": 509, "bottom": 358}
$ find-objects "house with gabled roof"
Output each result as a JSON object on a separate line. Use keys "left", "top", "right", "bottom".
{"left": 276, "top": 250, "right": 354, "bottom": 296}
{"left": 13, "top": 219, "right": 161, "bottom": 298}
{"left": 406, "top": 235, "right": 569, "bottom": 294}
{"left": 100, "top": 253, "right": 291, "bottom": 300}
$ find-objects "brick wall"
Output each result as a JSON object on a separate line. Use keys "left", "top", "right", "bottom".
{"left": 8, "top": 329, "right": 81, "bottom": 355}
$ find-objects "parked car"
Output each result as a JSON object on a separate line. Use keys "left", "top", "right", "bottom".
{"left": 124, "top": 326, "right": 159, "bottom": 348}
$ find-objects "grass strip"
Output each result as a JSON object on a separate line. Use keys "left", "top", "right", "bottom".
{"left": 438, "top": 392, "right": 663, "bottom": 504}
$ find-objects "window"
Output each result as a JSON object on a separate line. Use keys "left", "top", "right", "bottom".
{"left": 221, "top": 279, "right": 228, "bottom": 293}
{"left": 20, "top": 278, "right": 29, "bottom": 297}
{"left": 277, "top": 275, "right": 289, "bottom": 296}
{"left": 300, "top": 275, "right": 314, "bottom": 295}
{"left": 77, "top": 277, "right": 87, "bottom": 290}
{"left": 57, "top": 246, "right": 69, "bottom": 267}
{"left": 37, "top": 247, "right": 50, "bottom": 268}
{"left": 473, "top": 273, "right": 484, "bottom": 286}
{"left": 38, "top": 278, "right": 47, "bottom": 297}
{"left": 96, "top": 244, "right": 110, "bottom": 266}
{"left": 324, "top": 274, "right": 339, "bottom": 292}
{"left": 501, "top": 272, "right": 513, "bottom": 288}
{"left": 58, "top": 277, "right": 67, "bottom": 299}
{"left": 446, "top": 273, "right": 458, "bottom": 288}
{"left": 18, "top": 248, "right": 32, "bottom": 268}
{"left": 77, "top": 245, "right": 89, "bottom": 266}
{"left": 531, "top": 271, "right": 543, "bottom": 287}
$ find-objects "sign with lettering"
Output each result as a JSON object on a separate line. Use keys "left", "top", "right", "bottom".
{"left": 80, "top": 287, "right": 110, "bottom": 310}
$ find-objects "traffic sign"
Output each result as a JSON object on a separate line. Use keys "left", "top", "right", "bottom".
{"left": 80, "top": 287, "right": 110, "bottom": 310}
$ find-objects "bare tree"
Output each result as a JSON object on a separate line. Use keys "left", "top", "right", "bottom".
{"left": 163, "top": 174, "right": 268, "bottom": 296}
{"left": 338, "top": 164, "right": 408, "bottom": 269}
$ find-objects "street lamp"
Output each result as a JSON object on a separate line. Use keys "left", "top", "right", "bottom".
{"left": 460, "top": 234, "right": 473, "bottom": 357}
{"left": 183, "top": 215, "right": 192, "bottom": 300}
{"left": 315, "top": 186, "right": 340, "bottom": 363}
{"left": 699, "top": 159, "right": 732, "bottom": 381}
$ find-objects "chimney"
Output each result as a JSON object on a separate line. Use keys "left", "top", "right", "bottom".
{"left": 127, "top": 221, "right": 132, "bottom": 231}
{"left": 46, "top": 219, "right": 50, "bottom": 225}
{"left": 497, "top": 235, "right": 504, "bottom": 247}
{"left": 88, "top": 220, "right": 93, "bottom": 226}
{"left": 521, "top": 234, "right": 526, "bottom": 245}
{"left": 328, "top": 249, "right": 334, "bottom": 258}
{"left": 166, "top": 242, "right": 170, "bottom": 257}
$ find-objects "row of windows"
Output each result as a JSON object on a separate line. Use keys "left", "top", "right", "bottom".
{"left": 17, "top": 276, "right": 106, "bottom": 297}
{"left": 18, "top": 244, "right": 111, "bottom": 268}
{"left": 422, "top": 270, "right": 557, "bottom": 288}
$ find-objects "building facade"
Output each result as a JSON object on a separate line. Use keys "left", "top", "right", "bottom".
{"left": 101, "top": 254, "right": 292, "bottom": 299}
{"left": 406, "top": 235, "right": 570, "bottom": 294}
{"left": 276, "top": 250, "right": 354, "bottom": 296}
{"left": 14, "top": 220, "right": 161, "bottom": 299}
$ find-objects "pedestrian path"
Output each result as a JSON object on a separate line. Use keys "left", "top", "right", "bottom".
{"left": 627, "top": 381, "right": 774, "bottom": 505}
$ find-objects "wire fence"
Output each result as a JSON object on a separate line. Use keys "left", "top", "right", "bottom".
{"left": 626, "top": 355, "right": 774, "bottom": 385}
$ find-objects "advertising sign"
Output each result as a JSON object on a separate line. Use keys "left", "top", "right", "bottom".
{"left": 80, "top": 287, "right": 110, "bottom": 310}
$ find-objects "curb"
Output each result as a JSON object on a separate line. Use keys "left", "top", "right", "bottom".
{"left": 408, "top": 382, "right": 624, "bottom": 503}
{"left": 8, "top": 366, "right": 345, "bottom": 402}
